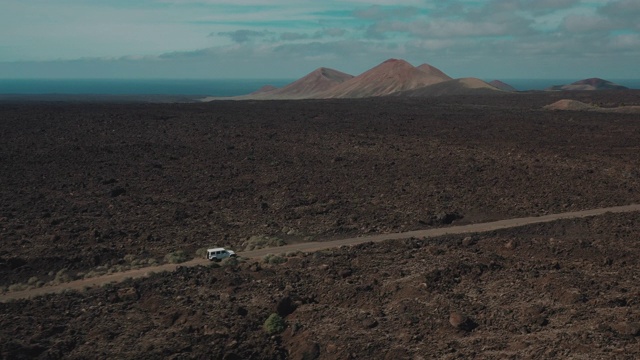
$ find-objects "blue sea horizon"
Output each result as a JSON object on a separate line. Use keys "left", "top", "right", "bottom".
{"left": 1, "top": 78, "right": 639, "bottom": 96}
{"left": 0, "top": 79, "right": 295, "bottom": 97}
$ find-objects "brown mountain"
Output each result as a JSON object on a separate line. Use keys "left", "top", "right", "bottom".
{"left": 489, "top": 80, "right": 517, "bottom": 92}
{"left": 251, "top": 67, "right": 353, "bottom": 99}
{"left": 317, "top": 59, "right": 451, "bottom": 99}
{"left": 416, "top": 63, "right": 452, "bottom": 82}
{"left": 547, "top": 78, "right": 628, "bottom": 91}
{"left": 398, "top": 77, "right": 502, "bottom": 97}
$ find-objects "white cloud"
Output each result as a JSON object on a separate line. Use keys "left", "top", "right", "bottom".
{"left": 1, "top": 0, "right": 639, "bottom": 79}
{"left": 561, "top": 14, "right": 614, "bottom": 33}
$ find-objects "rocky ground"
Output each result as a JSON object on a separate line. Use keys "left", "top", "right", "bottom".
{"left": 1, "top": 213, "right": 639, "bottom": 359}
{"left": 1, "top": 91, "right": 639, "bottom": 358}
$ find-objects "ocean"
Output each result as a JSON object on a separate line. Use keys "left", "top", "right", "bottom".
{"left": 0, "top": 78, "right": 638, "bottom": 96}
{"left": 0, "top": 79, "right": 295, "bottom": 97}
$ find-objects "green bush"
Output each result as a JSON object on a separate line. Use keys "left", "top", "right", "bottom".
{"left": 244, "top": 235, "right": 285, "bottom": 251}
{"left": 263, "top": 254, "right": 287, "bottom": 265}
{"left": 263, "top": 313, "right": 286, "bottom": 335}
{"left": 164, "top": 250, "right": 188, "bottom": 264}
{"left": 195, "top": 248, "right": 208, "bottom": 259}
{"left": 53, "top": 269, "right": 71, "bottom": 284}
{"left": 8, "top": 283, "right": 27, "bottom": 292}
{"left": 221, "top": 257, "right": 239, "bottom": 266}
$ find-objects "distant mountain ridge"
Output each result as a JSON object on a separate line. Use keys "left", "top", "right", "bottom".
{"left": 489, "top": 80, "right": 517, "bottom": 92}
{"left": 547, "top": 78, "right": 628, "bottom": 91}
{"left": 241, "top": 58, "right": 501, "bottom": 100}
{"left": 201, "top": 59, "right": 633, "bottom": 101}
{"left": 398, "top": 78, "right": 502, "bottom": 97}
{"left": 316, "top": 59, "right": 454, "bottom": 99}
{"left": 248, "top": 67, "right": 353, "bottom": 99}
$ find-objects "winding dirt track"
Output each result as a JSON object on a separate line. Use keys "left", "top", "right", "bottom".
{"left": 2, "top": 204, "right": 639, "bottom": 302}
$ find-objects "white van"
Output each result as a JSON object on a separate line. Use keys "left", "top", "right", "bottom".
{"left": 207, "top": 248, "right": 237, "bottom": 261}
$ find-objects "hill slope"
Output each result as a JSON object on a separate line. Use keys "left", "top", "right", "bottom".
{"left": 547, "top": 78, "right": 628, "bottom": 91}
{"left": 246, "top": 67, "right": 353, "bottom": 100}
{"left": 399, "top": 77, "right": 502, "bottom": 97}
{"left": 489, "top": 80, "right": 517, "bottom": 92}
{"left": 317, "top": 59, "right": 451, "bottom": 98}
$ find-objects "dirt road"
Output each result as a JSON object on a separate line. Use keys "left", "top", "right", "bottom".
{"left": 2, "top": 203, "right": 639, "bottom": 302}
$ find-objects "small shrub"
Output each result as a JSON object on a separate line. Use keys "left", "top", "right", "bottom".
{"left": 54, "top": 269, "right": 70, "bottom": 284}
{"left": 263, "top": 313, "right": 286, "bottom": 335}
{"left": 8, "top": 283, "right": 27, "bottom": 292}
{"left": 291, "top": 321, "right": 302, "bottom": 334}
{"left": 147, "top": 258, "right": 158, "bottom": 266}
{"left": 84, "top": 270, "right": 105, "bottom": 279}
{"left": 164, "top": 250, "right": 188, "bottom": 264}
{"left": 264, "top": 254, "right": 287, "bottom": 265}
{"left": 195, "top": 248, "right": 208, "bottom": 258}
{"left": 244, "top": 235, "right": 285, "bottom": 251}
{"left": 123, "top": 254, "right": 137, "bottom": 263}
{"left": 221, "top": 257, "right": 239, "bottom": 266}
{"left": 27, "top": 276, "right": 39, "bottom": 286}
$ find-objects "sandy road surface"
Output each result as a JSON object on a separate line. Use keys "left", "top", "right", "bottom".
{"left": 2, "top": 204, "right": 639, "bottom": 302}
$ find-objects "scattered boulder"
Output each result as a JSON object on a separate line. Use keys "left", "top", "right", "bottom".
{"left": 339, "top": 269, "right": 353, "bottom": 278}
{"left": 362, "top": 318, "right": 379, "bottom": 329}
{"left": 462, "top": 236, "right": 476, "bottom": 247}
{"left": 449, "top": 312, "right": 477, "bottom": 332}
{"left": 109, "top": 187, "right": 126, "bottom": 197}
{"left": 116, "top": 287, "right": 139, "bottom": 302}
{"left": 613, "top": 322, "right": 640, "bottom": 336}
{"left": 276, "top": 296, "right": 297, "bottom": 317}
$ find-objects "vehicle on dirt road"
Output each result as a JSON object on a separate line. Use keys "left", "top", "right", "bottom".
{"left": 207, "top": 248, "right": 237, "bottom": 261}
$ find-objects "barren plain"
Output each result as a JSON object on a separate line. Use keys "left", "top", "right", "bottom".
{"left": 1, "top": 90, "right": 640, "bottom": 358}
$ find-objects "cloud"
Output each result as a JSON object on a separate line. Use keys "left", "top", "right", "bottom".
{"left": 216, "top": 29, "right": 273, "bottom": 43}
{"left": 279, "top": 28, "right": 347, "bottom": 41}
{"left": 365, "top": 18, "right": 521, "bottom": 40}
{"left": 608, "top": 33, "right": 640, "bottom": 51}
{"left": 274, "top": 40, "right": 370, "bottom": 58}
{"left": 280, "top": 32, "right": 309, "bottom": 41}
{"left": 598, "top": 0, "right": 640, "bottom": 30}
{"left": 353, "top": 5, "right": 418, "bottom": 20}
{"left": 600, "top": 0, "right": 640, "bottom": 17}
{"left": 2, "top": 0, "right": 639, "bottom": 79}
{"left": 519, "top": 0, "right": 581, "bottom": 14}
{"left": 561, "top": 15, "right": 614, "bottom": 33}
{"left": 316, "top": 28, "right": 347, "bottom": 38}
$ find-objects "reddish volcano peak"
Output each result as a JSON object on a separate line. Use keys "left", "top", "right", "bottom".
{"left": 416, "top": 63, "right": 452, "bottom": 81}
{"left": 313, "top": 67, "right": 353, "bottom": 82}
{"left": 318, "top": 58, "right": 449, "bottom": 98}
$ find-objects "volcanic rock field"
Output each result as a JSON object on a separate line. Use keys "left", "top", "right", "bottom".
{"left": 1, "top": 90, "right": 640, "bottom": 359}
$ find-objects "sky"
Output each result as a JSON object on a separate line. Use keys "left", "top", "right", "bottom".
{"left": 1, "top": 0, "right": 639, "bottom": 79}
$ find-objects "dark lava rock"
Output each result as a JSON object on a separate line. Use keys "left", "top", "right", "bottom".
{"left": 449, "top": 312, "right": 477, "bottom": 332}
{"left": 339, "top": 269, "right": 353, "bottom": 278}
{"left": 613, "top": 322, "right": 640, "bottom": 336}
{"left": 362, "top": 318, "right": 378, "bottom": 329}
{"left": 276, "top": 296, "right": 297, "bottom": 317}
{"left": 109, "top": 187, "right": 126, "bottom": 197}
{"left": 117, "top": 287, "right": 139, "bottom": 302}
